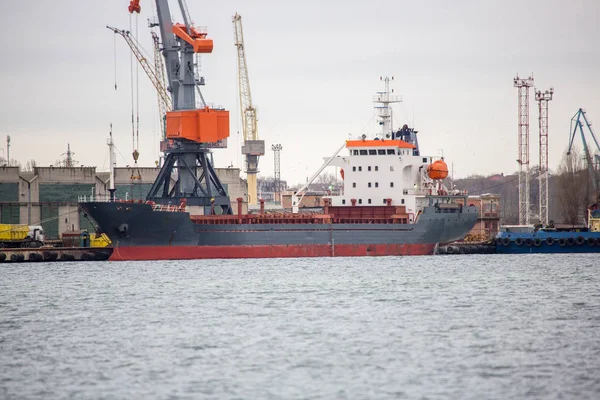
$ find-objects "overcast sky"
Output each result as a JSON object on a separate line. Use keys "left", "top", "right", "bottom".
{"left": 1, "top": 0, "right": 599, "bottom": 185}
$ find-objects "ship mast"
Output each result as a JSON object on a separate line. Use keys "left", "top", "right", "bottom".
{"left": 373, "top": 76, "right": 402, "bottom": 137}
{"left": 108, "top": 123, "right": 117, "bottom": 201}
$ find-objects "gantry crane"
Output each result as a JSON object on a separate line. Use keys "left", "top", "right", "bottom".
{"left": 233, "top": 13, "right": 265, "bottom": 206}
{"left": 121, "top": 0, "right": 232, "bottom": 214}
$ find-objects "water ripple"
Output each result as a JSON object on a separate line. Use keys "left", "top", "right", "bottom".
{"left": 1, "top": 254, "right": 599, "bottom": 399}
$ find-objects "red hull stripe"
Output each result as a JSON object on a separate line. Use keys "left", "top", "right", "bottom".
{"left": 109, "top": 243, "right": 436, "bottom": 261}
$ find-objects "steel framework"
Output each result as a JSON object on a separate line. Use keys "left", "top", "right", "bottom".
{"left": 535, "top": 87, "right": 553, "bottom": 225}
{"left": 272, "top": 144, "right": 282, "bottom": 203}
{"left": 514, "top": 75, "right": 534, "bottom": 225}
{"left": 568, "top": 109, "right": 600, "bottom": 203}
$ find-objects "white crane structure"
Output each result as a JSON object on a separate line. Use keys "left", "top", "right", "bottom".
{"left": 233, "top": 13, "right": 265, "bottom": 206}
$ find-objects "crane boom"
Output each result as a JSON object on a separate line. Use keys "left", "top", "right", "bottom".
{"left": 151, "top": 30, "right": 170, "bottom": 139}
{"left": 108, "top": 26, "right": 172, "bottom": 113}
{"left": 233, "top": 13, "right": 265, "bottom": 205}
{"left": 233, "top": 13, "right": 256, "bottom": 142}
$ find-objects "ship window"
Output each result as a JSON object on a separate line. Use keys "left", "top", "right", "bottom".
{"left": 368, "top": 182, "right": 372, "bottom": 188}
{"left": 352, "top": 182, "right": 356, "bottom": 188}
{"left": 383, "top": 199, "right": 387, "bottom": 204}
{"left": 358, "top": 199, "right": 362, "bottom": 204}
{"left": 368, "top": 166, "right": 372, "bottom": 171}
{"left": 368, "top": 199, "right": 372, "bottom": 204}
{"left": 352, "top": 166, "right": 356, "bottom": 172}
{"left": 403, "top": 189, "right": 408, "bottom": 195}
{"left": 353, "top": 150, "right": 359, "bottom": 155}
{"left": 375, "top": 166, "right": 379, "bottom": 171}
{"left": 387, "top": 149, "right": 395, "bottom": 155}
{"left": 358, "top": 166, "right": 362, "bottom": 171}
{"left": 390, "top": 182, "right": 394, "bottom": 188}
{"left": 369, "top": 150, "right": 377, "bottom": 155}
{"left": 390, "top": 166, "right": 394, "bottom": 172}
{"left": 378, "top": 149, "right": 386, "bottom": 155}
{"left": 342, "top": 199, "right": 346, "bottom": 205}
{"left": 423, "top": 157, "right": 428, "bottom": 163}
{"left": 360, "top": 150, "right": 368, "bottom": 155}
{"left": 401, "top": 199, "right": 405, "bottom": 204}
{"left": 375, "top": 182, "right": 379, "bottom": 188}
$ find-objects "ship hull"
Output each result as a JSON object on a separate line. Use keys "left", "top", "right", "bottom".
{"left": 80, "top": 202, "right": 478, "bottom": 261}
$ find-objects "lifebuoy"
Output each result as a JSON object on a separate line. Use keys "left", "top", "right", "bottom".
{"left": 533, "top": 238, "right": 542, "bottom": 247}
{"left": 525, "top": 238, "right": 533, "bottom": 247}
{"left": 502, "top": 237, "right": 510, "bottom": 246}
{"left": 595, "top": 238, "right": 600, "bottom": 246}
{"left": 559, "top": 238, "right": 567, "bottom": 247}
{"left": 587, "top": 237, "right": 596, "bottom": 246}
{"left": 515, "top": 238, "right": 523, "bottom": 246}
{"left": 546, "top": 237, "right": 555, "bottom": 246}
{"left": 567, "top": 238, "right": 575, "bottom": 246}
{"left": 575, "top": 236, "right": 585, "bottom": 246}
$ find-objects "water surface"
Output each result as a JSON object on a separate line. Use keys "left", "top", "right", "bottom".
{"left": 1, "top": 254, "right": 599, "bottom": 399}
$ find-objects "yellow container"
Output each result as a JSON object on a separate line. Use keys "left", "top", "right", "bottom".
{"left": 0, "top": 224, "right": 29, "bottom": 242}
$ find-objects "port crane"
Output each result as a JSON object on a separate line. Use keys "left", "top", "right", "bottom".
{"left": 119, "top": 0, "right": 232, "bottom": 214}
{"left": 567, "top": 108, "right": 600, "bottom": 202}
{"left": 233, "top": 13, "right": 265, "bottom": 206}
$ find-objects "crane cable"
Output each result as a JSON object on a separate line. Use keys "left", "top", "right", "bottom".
{"left": 113, "top": 34, "right": 118, "bottom": 90}
{"left": 129, "top": 13, "right": 135, "bottom": 153}
{"left": 135, "top": 14, "right": 140, "bottom": 153}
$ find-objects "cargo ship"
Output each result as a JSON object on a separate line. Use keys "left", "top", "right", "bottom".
{"left": 81, "top": 3, "right": 476, "bottom": 260}
{"left": 80, "top": 82, "right": 478, "bottom": 260}
{"left": 495, "top": 205, "right": 600, "bottom": 254}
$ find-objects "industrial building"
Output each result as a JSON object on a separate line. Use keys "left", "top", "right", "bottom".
{"left": 0, "top": 166, "right": 247, "bottom": 239}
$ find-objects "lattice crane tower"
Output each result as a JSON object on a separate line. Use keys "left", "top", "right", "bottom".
{"left": 535, "top": 87, "right": 554, "bottom": 226}
{"left": 233, "top": 13, "right": 265, "bottom": 205}
{"left": 272, "top": 144, "right": 282, "bottom": 203}
{"left": 513, "top": 75, "right": 534, "bottom": 225}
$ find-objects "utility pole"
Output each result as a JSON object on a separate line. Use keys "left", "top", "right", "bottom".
{"left": 513, "top": 75, "right": 534, "bottom": 225}
{"left": 272, "top": 144, "right": 282, "bottom": 203}
{"left": 536, "top": 87, "right": 553, "bottom": 226}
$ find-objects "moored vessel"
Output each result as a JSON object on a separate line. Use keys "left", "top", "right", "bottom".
{"left": 80, "top": 78, "right": 478, "bottom": 260}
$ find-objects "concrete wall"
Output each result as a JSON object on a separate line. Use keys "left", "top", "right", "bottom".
{"left": 34, "top": 167, "right": 97, "bottom": 184}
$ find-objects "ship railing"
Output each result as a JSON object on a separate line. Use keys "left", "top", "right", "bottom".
{"left": 78, "top": 195, "right": 113, "bottom": 203}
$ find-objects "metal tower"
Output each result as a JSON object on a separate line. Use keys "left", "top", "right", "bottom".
{"left": 233, "top": 13, "right": 265, "bottom": 205}
{"left": 374, "top": 76, "right": 402, "bottom": 137}
{"left": 513, "top": 75, "right": 534, "bottom": 225}
{"left": 535, "top": 87, "right": 553, "bottom": 225}
{"left": 272, "top": 144, "right": 282, "bottom": 203}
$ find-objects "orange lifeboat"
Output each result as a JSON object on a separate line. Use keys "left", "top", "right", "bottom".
{"left": 427, "top": 160, "right": 448, "bottom": 180}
